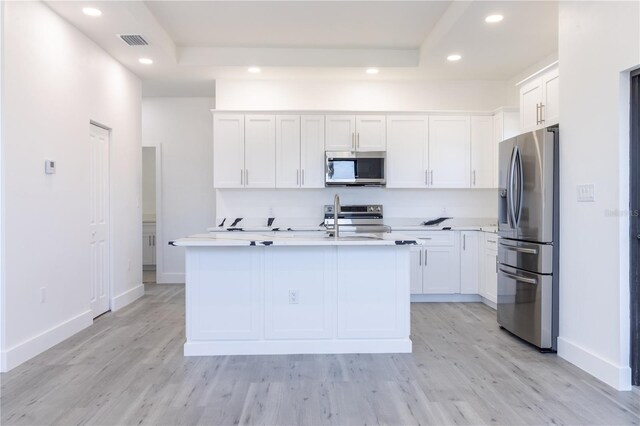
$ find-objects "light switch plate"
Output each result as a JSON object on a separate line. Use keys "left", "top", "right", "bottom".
{"left": 45, "top": 160, "right": 56, "bottom": 174}
{"left": 577, "top": 184, "right": 595, "bottom": 202}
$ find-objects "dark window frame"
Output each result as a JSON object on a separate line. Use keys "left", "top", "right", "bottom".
{"left": 630, "top": 68, "right": 640, "bottom": 386}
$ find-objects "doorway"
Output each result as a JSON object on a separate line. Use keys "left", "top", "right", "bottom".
{"left": 631, "top": 68, "right": 640, "bottom": 386}
{"left": 142, "top": 146, "right": 158, "bottom": 284}
{"left": 89, "top": 123, "right": 111, "bottom": 318}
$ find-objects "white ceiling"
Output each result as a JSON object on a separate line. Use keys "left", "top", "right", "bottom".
{"left": 44, "top": 1, "right": 558, "bottom": 97}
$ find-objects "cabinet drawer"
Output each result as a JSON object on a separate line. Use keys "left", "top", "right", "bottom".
{"left": 484, "top": 233, "right": 498, "bottom": 251}
{"left": 408, "top": 232, "right": 455, "bottom": 247}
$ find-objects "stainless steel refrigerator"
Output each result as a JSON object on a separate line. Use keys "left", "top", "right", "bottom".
{"left": 497, "top": 125, "right": 559, "bottom": 351}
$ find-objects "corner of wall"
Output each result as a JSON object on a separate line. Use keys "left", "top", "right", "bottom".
{"left": 111, "top": 284, "right": 145, "bottom": 311}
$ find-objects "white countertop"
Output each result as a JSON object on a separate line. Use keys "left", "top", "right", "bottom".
{"left": 172, "top": 232, "right": 423, "bottom": 247}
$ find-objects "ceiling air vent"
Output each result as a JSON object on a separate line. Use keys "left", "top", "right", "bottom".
{"left": 118, "top": 34, "right": 149, "bottom": 46}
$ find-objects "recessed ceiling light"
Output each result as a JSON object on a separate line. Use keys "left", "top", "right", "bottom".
{"left": 248, "top": 67, "right": 261, "bottom": 73}
{"left": 82, "top": 7, "right": 102, "bottom": 17}
{"left": 485, "top": 14, "right": 504, "bottom": 23}
{"left": 138, "top": 58, "right": 153, "bottom": 65}
{"left": 366, "top": 68, "right": 379, "bottom": 75}
{"left": 447, "top": 54, "right": 462, "bottom": 62}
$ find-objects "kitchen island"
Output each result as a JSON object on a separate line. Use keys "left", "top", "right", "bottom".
{"left": 172, "top": 232, "right": 418, "bottom": 356}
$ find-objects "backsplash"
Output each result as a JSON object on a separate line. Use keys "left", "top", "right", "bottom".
{"left": 215, "top": 188, "right": 497, "bottom": 222}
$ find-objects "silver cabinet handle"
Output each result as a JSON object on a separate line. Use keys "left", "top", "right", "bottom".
{"left": 153, "top": 235, "right": 155, "bottom": 246}
{"left": 240, "top": 169, "right": 243, "bottom": 185}
{"left": 352, "top": 133, "right": 355, "bottom": 150}
{"left": 430, "top": 170, "right": 434, "bottom": 186}
{"left": 473, "top": 170, "right": 476, "bottom": 186}
{"left": 463, "top": 234, "right": 466, "bottom": 250}
{"left": 357, "top": 133, "right": 360, "bottom": 149}
{"left": 302, "top": 169, "right": 305, "bottom": 186}
{"left": 540, "top": 103, "right": 545, "bottom": 123}
{"left": 498, "top": 268, "right": 537, "bottom": 285}
{"left": 245, "top": 169, "right": 249, "bottom": 185}
{"left": 419, "top": 250, "right": 422, "bottom": 266}
{"left": 296, "top": 169, "right": 300, "bottom": 186}
{"left": 425, "top": 170, "right": 428, "bottom": 185}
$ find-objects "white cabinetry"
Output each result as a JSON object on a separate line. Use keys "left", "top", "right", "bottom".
{"left": 213, "top": 114, "right": 245, "bottom": 188}
{"left": 300, "top": 115, "right": 326, "bottom": 188}
{"left": 245, "top": 115, "right": 276, "bottom": 188}
{"left": 518, "top": 63, "right": 559, "bottom": 132}
{"left": 325, "top": 115, "right": 386, "bottom": 151}
{"left": 459, "top": 231, "right": 479, "bottom": 294}
{"left": 428, "top": 116, "right": 471, "bottom": 188}
{"left": 480, "top": 233, "right": 498, "bottom": 304}
{"left": 143, "top": 222, "right": 156, "bottom": 267}
{"left": 409, "top": 232, "right": 460, "bottom": 295}
{"left": 386, "top": 116, "right": 429, "bottom": 188}
{"left": 275, "top": 115, "right": 301, "bottom": 188}
{"left": 470, "top": 116, "right": 495, "bottom": 188}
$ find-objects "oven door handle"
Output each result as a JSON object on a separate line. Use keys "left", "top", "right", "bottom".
{"left": 498, "top": 268, "right": 538, "bottom": 285}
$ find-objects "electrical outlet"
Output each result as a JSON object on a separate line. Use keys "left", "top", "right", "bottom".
{"left": 40, "top": 287, "right": 46, "bottom": 304}
{"left": 288, "top": 290, "right": 299, "bottom": 304}
{"left": 577, "top": 184, "right": 595, "bottom": 202}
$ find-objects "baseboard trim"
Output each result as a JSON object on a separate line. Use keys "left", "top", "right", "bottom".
{"left": 1, "top": 310, "right": 92, "bottom": 372}
{"left": 184, "top": 338, "right": 412, "bottom": 356}
{"left": 411, "top": 294, "right": 482, "bottom": 303}
{"left": 557, "top": 336, "right": 632, "bottom": 391}
{"left": 156, "top": 271, "right": 185, "bottom": 284}
{"left": 481, "top": 296, "right": 497, "bottom": 310}
{"left": 111, "top": 284, "right": 144, "bottom": 311}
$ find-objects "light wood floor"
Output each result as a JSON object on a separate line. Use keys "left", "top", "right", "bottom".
{"left": 2, "top": 284, "right": 639, "bottom": 426}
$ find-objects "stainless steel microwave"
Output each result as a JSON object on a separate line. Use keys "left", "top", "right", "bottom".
{"left": 325, "top": 151, "right": 386, "bottom": 186}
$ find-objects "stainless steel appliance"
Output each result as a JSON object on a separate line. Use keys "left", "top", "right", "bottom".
{"left": 325, "top": 151, "right": 385, "bottom": 186}
{"left": 497, "top": 126, "right": 559, "bottom": 351}
{"left": 323, "top": 204, "right": 390, "bottom": 234}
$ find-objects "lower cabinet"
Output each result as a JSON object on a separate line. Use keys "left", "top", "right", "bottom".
{"left": 143, "top": 222, "right": 156, "bottom": 267}
{"left": 409, "top": 230, "right": 498, "bottom": 308}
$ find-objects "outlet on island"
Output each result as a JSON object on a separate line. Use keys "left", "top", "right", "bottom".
{"left": 288, "top": 290, "right": 299, "bottom": 304}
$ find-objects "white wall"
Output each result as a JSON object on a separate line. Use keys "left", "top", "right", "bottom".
{"left": 216, "top": 188, "right": 496, "bottom": 222}
{"left": 142, "top": 147, "right": 156, "bottom": 219}
{"left": 142, "top": 97, "right": 215, "bottom": 283}
{"left": 216, "top": 79, "right": 511, "bottom": 111}
{"left": 1, "top": 1, "right": 142, "bottom": 371}
{"left": 558, "top": 0, "right": 639, "bottom": 390}
{"left": 0, "top": 0, "right": 5, "bottom": 360}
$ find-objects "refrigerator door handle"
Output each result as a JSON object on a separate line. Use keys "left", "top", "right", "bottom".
{"left": 508, "top": 146, "right": 518, "bottom": 228}
{"left": 498, "top": 268, "right": 538, "bottom": 285}
{"left": 515, "top": 147, "right": 524, "bottom": 227}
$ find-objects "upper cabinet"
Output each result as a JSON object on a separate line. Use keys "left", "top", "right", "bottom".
{"left": 518, "top": 63, "right": 559, "bottom": 132}
{"left": 300, "top": 115, "right": 326, "bottom": 188}
{"left": 325, "top": 115, "right": 386, "bottom": 152}
{"left": 428, "top": 116, "right": 471, "bottom": 188}
{"left": 213, "top": 114, "right": 245, "bottom": 188}
{"left": 244, "top": 115, "right": 276, "bottom": 188}
{"left": 386, "top": 116, "right": 429, "bottom": 188}
{"left": 470, "top": 116, "right": 494, "bottom": 188}
{"left": 275, "top": 115, "right": 301, "bottom": 188}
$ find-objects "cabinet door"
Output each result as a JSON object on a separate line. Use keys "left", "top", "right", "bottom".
{"left": 142, "top": 233, "right": 154, "bottom": 266}
{"left": 428, "top": 116, "right": 471, "bottom": 188}
{"left": 410, "top": 246, "right": 424, "bottom": 294}
{"left": 300, "top": 115, "right": 326, "bottom": 188}
{"left": 470, "top": 116, "right": 495, "bottom": 188}
{"left": 275, "top": 115, "right": 301, "bottom": 188}
{"left": 519, "top": 79, "right": 543, "bottom": 132}
{"left": 541, "top": 68, "right": 559, "bottom": 126}
{"left": 245, "top": 115, "right": 276, "bottom": 188}
{"left": 213, "top": 114, "right": 245, "bottom": 188}
{"left": 492, "top": 113, "right": 504, "bottom": 188}
{"left": 325, "top": 115, "right": 356, "bottom": 151}
{"left": 422, "top": 246, "right": 460, "bottom": 294}
{"left": 356, "top": 115, "right": 386, "bottom": 151}
{"left": 483, "top": 249, "right": 498, "bottom": 303}
{"left": 459, "top": 232, "right": 479, "bottom": 294}
{"left": 386, "top": 116, "right": 429, "bottom": 188}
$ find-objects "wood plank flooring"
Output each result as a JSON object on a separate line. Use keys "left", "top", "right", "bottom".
{"left": 2, "top": 284, "right": 639, "bottom": 425}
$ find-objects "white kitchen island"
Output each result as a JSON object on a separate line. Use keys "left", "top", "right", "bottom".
{"left": 171, "top": 232, "right": 418, "bottom": 356}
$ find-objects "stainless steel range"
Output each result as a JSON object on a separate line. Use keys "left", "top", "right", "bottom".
{"left": 323, "top": 204, "right": 390, "bottom": 234}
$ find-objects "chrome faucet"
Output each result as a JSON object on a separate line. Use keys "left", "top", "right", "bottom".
{"left": 333, "top": 193, "right": 340, "bottom": 239}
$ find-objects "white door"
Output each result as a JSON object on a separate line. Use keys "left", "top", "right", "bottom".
{"left": 541, "top": 69, "right": 559, "bottom": 126}
{"left": 275, "top": 115, "right": 301, "bottom": 188}
{"left": 519, "top": 79, "right": 543, "bottom": 132}
{"left": 428, "top": 116, "right": 471, "bottom": 188}
{"left": 245, "top": 114, "right": 276, "bottom": 188}
{"left": 355, "top": 115, "right": 386, "bottom": 151}
{"left": 459, "top": 232, "right": 479, "bottom": 294}
{"left": 410, "top": 246, "right": 424, "bottom": 294}
{"left": 213, "top": 114, "right": 245, "bottom": 188}
{"left": 325, "top": 115, "right": 356, "bottom": 151}
{"left": 89, "top": 124, "right": 110, "bottom": 318}
{"left": 470, "top": 116, "right": 495, "bottom": 188}
{"left": 300, "top": 115, "right": 326, "bottom": 188}
{"left": 422, "top": 246, "right": 460, "bottom": 294}
{"left": 386, "top": 116, "right": 429, "bottom": 188}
